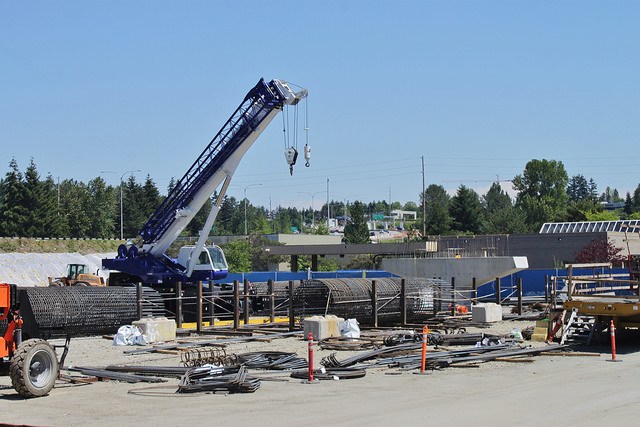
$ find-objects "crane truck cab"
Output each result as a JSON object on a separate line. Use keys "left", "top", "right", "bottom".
{"left": 176, "top": 245, "right": 228, "bottom": 279}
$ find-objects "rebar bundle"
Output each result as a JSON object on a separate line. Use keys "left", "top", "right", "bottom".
{"left": 181, "top": 347, "right": 237, "bottom": 367}
{"left": 177, "top": 365, "right": 260, "bottom": 394}
{"left": 292, "top": 278, "right": 451, "bottom": 325}
{"left": 18, "top": 286, "right": 161, "bottom": 339}
{"left": 236, "top": 351, "right": 307, "bottom": 370}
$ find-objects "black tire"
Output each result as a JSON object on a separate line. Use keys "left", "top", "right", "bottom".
{"left": 73, "top": 281, "right": 89, "bottom": 287}
{"left": 10, "top": 339, "right": 59, "bottom": 398}
{"left": 49, "top": 280, "right": 64, "bottom": 287}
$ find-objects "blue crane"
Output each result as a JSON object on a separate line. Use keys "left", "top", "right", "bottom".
{"left": 102, "top": 78, "right": 308, "bottom": 287}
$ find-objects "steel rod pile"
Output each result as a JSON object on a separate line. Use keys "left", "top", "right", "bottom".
{"left": 177, "top": 365, "right": 260, "bottom": 394}
{"left": 69, "top": 366, "right": 167, "bottom": 383}
{"left": 236, "top": 351, "right": 308, "bottom": 370}
{"left": 292, "top": 278, "right": 451, "bottom": 325}
{"left": 290, "top": 367, "right": 366, "bottom": 380}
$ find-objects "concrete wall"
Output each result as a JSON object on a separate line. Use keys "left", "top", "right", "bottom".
{"left": 381, "top": 256, "right": 529, "bottom": 290}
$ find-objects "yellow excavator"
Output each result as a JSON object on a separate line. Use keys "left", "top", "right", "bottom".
{"left": 48, "top": 263, "right": 105, "bottom": 287}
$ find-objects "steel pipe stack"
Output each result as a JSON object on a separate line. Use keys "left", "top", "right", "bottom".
{"left": 292, "top": 278, "right": 451, "bottom": 325}
{"left": 18, "top": 286, "right": 161, "bottom": 339}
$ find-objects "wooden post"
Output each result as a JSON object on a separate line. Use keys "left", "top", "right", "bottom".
{"left": 196, "top": 281, "right": 203, "bottom": 333}
{"left": 544, "top": 275, "right": 549, "bottom": 304}
{"left": 400, "top": 278, "right": 407, "bottom": 326}
{"left": 495, "top": 277, "right": 501, "bottom": 305}
{"left": 288, "top": 280, "right": 295, "bottom": 332}
{"left": 372, "top": 280, "right": 378, "bottom": 328}
{"left": 176, "top": 282, "right": 183, "bottom": 329}
{"left": 267, "top": 279, "right": 275, "bottom": 323}
{"left": 209, "top": 283, "right": 215, "bottom": 329}
{"left": 136, "top": 282, "right": 143, "bottom": 320}
{"left": 243, "top": 279, "right": 250, "bottom": 325}
{"left": 472, "top": 277, "right": 477, "bottom": 305}
{"left": 517, "top": 277, "right": 523, "bottom": 316}
{"left": 233, "top": 280, "right": 240, "bottom": 330}
{"left": 450, "top": 277, "right": 456, "bottom": 315}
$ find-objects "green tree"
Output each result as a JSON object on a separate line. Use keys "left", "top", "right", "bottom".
{"left": 633, "top": 184, "right": 640, "bottom": 213}
{"left": 0, "top": 159, "right": 28, "bottom": 237}
{"left": 449, "top": 185, "right": 483, "bottom": 234}
{"left": 624, "top": 192, "right": 633, "bottom": 215}
{"left": 59, "top": 179, "right": 91, "bottom": 237}
{"left": 585, "top": 210, "right": 619, "bottom": 221}
{"left": 39, "top": 174, "right": 65, "bottom": 237}
{"left": 214, "top": 196, "right": 241, "bottom": 235}
{"left": 422, "top": 184, "right": 451, "bottom": 235}
{"left": 141, "top": 175, "right": 162, "bottom": 221}
{"left": 513, "top": 159, "right": 569, "bottom": 232}
{"left": 483, "top": 182, "right": 512, "bottom": 212}
{"left": 344, "top": 201, "right": 370, "bottom": 243}
{"left": 480, "top": 182, "right": 527, "bottom": 234}
{"left": 567, "top": 174, "right": 589, "bottom": 203}
{"left": 222, "top": 239, "right": 252, "bottom": 272}
{"left": 88, "top": 177, "right": 117, "bottom": 238}
{"left": 122, "top": 175, "right": 145, "bottom": 238}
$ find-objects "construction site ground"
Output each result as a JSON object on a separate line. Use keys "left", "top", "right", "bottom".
{"left": 1, "top": 319, "right": 639, "bottom": 427}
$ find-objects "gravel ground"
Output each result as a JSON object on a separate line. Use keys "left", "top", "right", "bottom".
{"left": 2, "top": 319, "right": 639, "bottom": 427}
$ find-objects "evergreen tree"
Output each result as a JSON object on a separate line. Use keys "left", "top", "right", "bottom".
{"left": 39, "top": 174, "right": 65, "bottom": 237}
{"left": 88, "top": 177, "right": 117, "bottom": 238}
{"left": 213, "top": 196, "right": 240, "bottom": 235}
{"left": 22, "top": 159, "right": 43, "bottom": 237}
{"left": 449, "top": 185, "right": 483, "bottom": 234}
{"left": 122, "top": 175, "right": 145, "bottom": 238}
{"left": 0, "top": 159, "right": 28, "bottom": 237}
{"left": 344, "top": 201, "right": 370, "bottom": 243}
{"left": 483, "top": 182, "right": 512, "bottom": 212}
{"left": 566, "top": 174, "right": 589, "bottom": 202}
{"left": 422, "top": 184, "right": 451, "bottom": 235}
{"left": 624, "top": 192, "right": 633, "bottom": 216}
{"left": 59, "top": 179, "right": 91, "bottom": 237}
{"left": 633, "top": 184, "right": 640, "bottom": 213}
{"left": 514, "top": 159, "right": 569, "bottom": 232}
{"left": 481, "top": 182, "right": 524, "bottom": 234}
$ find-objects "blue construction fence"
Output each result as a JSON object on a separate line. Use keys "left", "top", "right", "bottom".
{"left": 477, "top": 267, "right": 630, "bottom": 299}
{"left": 222, "top": 267, "right": 630, "bottom": 299}
{"left": 221, "top": 270, "right": 397, "bottom": 284}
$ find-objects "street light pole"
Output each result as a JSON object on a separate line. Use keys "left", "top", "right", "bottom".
{"left": 244, "top": 184, "right": 262, "bottom": 235}
{"left": 101, "top": 169, "right": 141, "bottom": 240}
{"left": 298, "top": 190, "right": 326, "bottom": 227}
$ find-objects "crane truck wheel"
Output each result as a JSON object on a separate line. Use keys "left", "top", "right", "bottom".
{"left": 10, "top": 339, "right": 59, "bottom": 398}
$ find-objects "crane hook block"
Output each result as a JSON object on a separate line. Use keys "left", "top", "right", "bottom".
{"left": 304, "top": 144, "right": 311, "bottom": 167}
{"left": 285, "top": 147, "right": 298, "bottom": 175}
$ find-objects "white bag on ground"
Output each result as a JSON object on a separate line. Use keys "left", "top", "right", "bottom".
{"left": 339, "top": 318, "right": 360, "bottom": 338}
{"left": 113, "top": 325, "right": 148, "bottom": 346}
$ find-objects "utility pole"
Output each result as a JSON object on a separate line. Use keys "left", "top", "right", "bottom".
{"left": 421, "top": 156, "right": 426, "bottom": 239}
{"left": 326, "top": 178, "right": 330, "bottom": 230}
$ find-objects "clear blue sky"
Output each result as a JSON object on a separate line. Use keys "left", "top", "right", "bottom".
{"left": 2, "top": 1, "right": 639, "bottom": 211}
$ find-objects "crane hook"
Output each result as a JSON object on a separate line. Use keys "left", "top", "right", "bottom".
{"left": 304, "top": 143, "right": 311, "bottom": 167}
{"left": 284, "top": 147, "right": 298, "bottom": 176}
